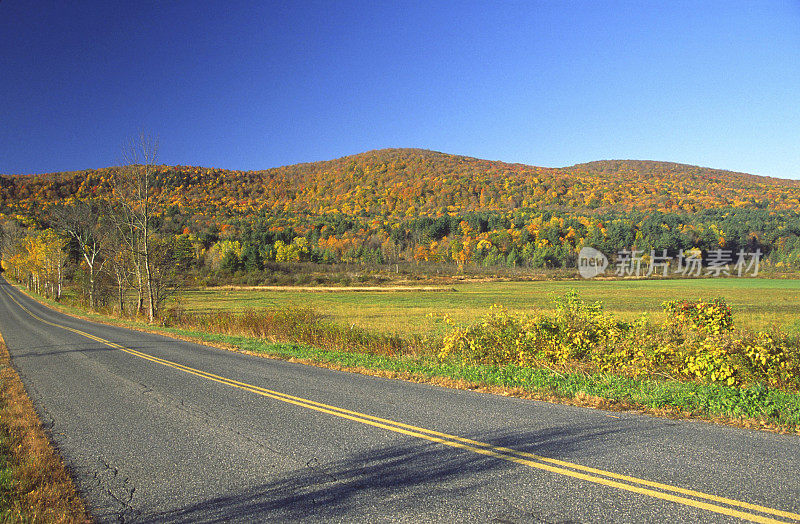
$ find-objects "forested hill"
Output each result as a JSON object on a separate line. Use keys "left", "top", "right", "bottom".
{"left": 3, "top": 148, "right": 800, "bottom": 222}
{"left": 4, "top": 148, "right": 800, "bottom": 272}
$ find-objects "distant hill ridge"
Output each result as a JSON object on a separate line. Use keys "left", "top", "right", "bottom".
{"left": 2, "top": 148, "right": 800, "bottom": 220}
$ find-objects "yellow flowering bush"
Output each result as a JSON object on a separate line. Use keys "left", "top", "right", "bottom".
{"left": 438, "top": 305, "right": 521, "bottom": 365}
{"left": 662, "top": 298, "right": 733, "bottom": 334}
{"left": 683, "top": 335, "right": 739, "bottom": 386}
{"left": 739, "top": 330, "right": 800, "bottom": 387}
{"left": 591, "top": 314, "right": 674, "bottom": 377}
{"left": 436, "top": 291, "right": 800, "bottom": 391}
{"left": 438, "top": 291, "right": 629, "bottom": 366}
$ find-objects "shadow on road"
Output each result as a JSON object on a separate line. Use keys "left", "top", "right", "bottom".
{"left": 146, "top": 425, "right": 613, "bottom": 523}
{"left": 12, "top": 344, "right": 112, "bottom": 358}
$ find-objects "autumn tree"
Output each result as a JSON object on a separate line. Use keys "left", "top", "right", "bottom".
{"left": 0, "top": 222, "right": 5, "bottom": 270}
{"left": 37, "top": 229, "right": 68, "bottom": 300}
{"left": 112, "top": 132, "right": 164, "bottom": 322}
{"left": 53, "top": 200, "right": 108, "bottom": 308}
{"left": 104, "top": 225, "right": 135, "bottom": 314}
{"left": 0, "top": 227, "right": 66, "bottom": 299}
{"left": 0, "top": 221, "right": 27, "bottom": 276}
{"left": 147, "top": 235, "right": 181, "bottom": 315}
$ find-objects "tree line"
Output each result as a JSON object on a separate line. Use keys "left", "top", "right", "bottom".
{"left": 182, "top": 207, "right": 800, "bottom": 273}
{"left": 1, "top": 133, "right": 181, "bottom": 321}
{"left": 2, "top": 148, "right": 800, "bottom": 315}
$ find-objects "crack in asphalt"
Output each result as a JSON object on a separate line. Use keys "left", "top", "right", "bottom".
{"left": 305, "top": 457, "right": 339, "bottom": 483}
{"left": 96, "top": 457, "right": 139, "bottom": 523}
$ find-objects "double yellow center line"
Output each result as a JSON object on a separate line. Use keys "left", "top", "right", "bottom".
{"left": 4, "top": 286, "right": 799, "bottom": 523}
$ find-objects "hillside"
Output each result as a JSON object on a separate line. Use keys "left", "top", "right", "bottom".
{"left": 3, "top": 148, "right": 800, "bottom": 273}
{"left": 2, "top": 149, "right": 800, "bottom": 223}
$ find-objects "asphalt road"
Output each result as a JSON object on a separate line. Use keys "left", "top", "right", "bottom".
{"left": 1, "top": 277, "right": 799, "bottom": 523}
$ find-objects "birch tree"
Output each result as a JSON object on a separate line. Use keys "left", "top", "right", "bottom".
{"left": 54, "top": 201, "right": 107, "bottom": 308}
{"left": 113, "top": 132, "right": 164, "bottom": 322}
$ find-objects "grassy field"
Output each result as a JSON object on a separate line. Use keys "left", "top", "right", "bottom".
{"left": 178, "top": 278, "right": 800, "bottom": 336}
{"left": 13, "top": 280, "right": 800, "bottom": 431}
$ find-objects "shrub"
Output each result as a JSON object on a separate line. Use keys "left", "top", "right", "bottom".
{"left": 438, "top": 305, "right": 525, "bottom": 366}
{"left": 438, "top": 291, "right": 631, "bottom": 367}
{"left": 662, "top": 298, "right": 733, "bottom": 334}
{"left": 683, "top": 334, "right": 741, "bottom": 386}
{"left": 437, "top": 291, "right": 800, "bottom": 392}
{"left": 740, "top": 330, "right": 800, "bottom": 388}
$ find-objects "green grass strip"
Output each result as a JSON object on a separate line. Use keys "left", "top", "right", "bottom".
{"left": 158, "top": 326, "right": 800, "bottom": 430}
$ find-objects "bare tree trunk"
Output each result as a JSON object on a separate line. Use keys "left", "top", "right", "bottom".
{"left": 55, "top": 201, "right": 106, "bottom": 308}
{"left": 144, "top": 239, "right": 155, "bottom": 322}
{"left": 88, "top": 265, "right": 95, "bottom": 308}
{"left": 117, "top": 277, "right": 125, "bottom": 314}
{"left": 133, "top": 231, "right": 143, "bottom": 315}
{"left": 134, "top": 249, "right": 143, "bottom": 314}
{"left": 115, "top": 130, "right": 163, "bottom": 323}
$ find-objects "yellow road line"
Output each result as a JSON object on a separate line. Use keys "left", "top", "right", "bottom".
{"left": 3, "top": 286, "right": 799, "bottom": 523}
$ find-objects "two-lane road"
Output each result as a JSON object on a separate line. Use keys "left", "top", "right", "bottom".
{"left": 1, "top": 277, "right": 799, "bottom": 523}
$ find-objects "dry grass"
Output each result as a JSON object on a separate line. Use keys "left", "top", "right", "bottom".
{"left": 164, "top": 308, "right": 420, "bottom": 358}
{"left": 0, "top": 333, "right": 91, "bottom": 523}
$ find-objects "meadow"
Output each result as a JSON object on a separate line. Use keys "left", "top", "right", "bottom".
{"left": 11, "top": 276, "right": 800, "bottom": 430}
{"left": 178, "top": 278, "right": 800, "bottom": 336}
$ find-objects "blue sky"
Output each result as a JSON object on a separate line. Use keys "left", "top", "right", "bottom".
{"left": 2, "top": 1, "right": 799, "bottom": 179}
